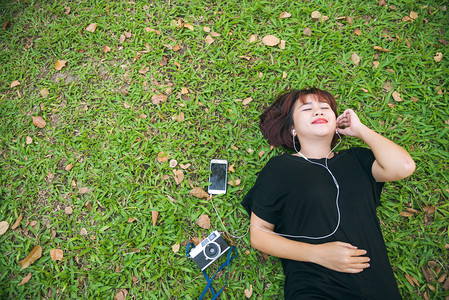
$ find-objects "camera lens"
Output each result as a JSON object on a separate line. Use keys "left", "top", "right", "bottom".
{"left": 204, "top": 243, "right": 220, "bottom": 259}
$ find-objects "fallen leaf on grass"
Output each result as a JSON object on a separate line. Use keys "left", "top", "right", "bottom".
{"left": 228, "top": 179, "right": 241, "bottom": 187}
{"left": 244, "top": 284, "right": 253, "bottom": 298}
{"left": 279, "top": 12, "right": 291, "bottom": 19}
{"left": 374, "top": 46, "right": 391, "bottom": 52}
{"left": 55, "top": 60, "right": 67, "bottom": 71}
{"left": 242, "top": 97, "right": 253, "bottom": 105}
{"left": 65, "top": 206, "right": 73, "bottom": 215}
{"left": 114, "top": 289, "right": 128, "bottom": 300}
{"left": 203, "top": 26, "right": 211, "bottom": 32}
{"left": 40, "top": 88, "right": 49, "bottom": 98}
{"left": 17, "top": 273, "right": 31, "bottom": 286}
{"left": 179, "top": 163, "right": 191, "bottom": 169}
{"left": 350, "top": 53, "right": 360, "bottom": 65}
{"left": 280, "top": 39, "right": 286, "bottom": 50}
{"left": 12, "top": 214, "right": 23, "bottom": 230}
{"left": 383, "top": 81, "right": 393, "bottom": 92}
{"left": 85, "top": 23, "right": 97, "bottom": 32}
{"left": 172, "top": 243, "right": 180, "bottom": 253}
{"left": 262, "top": 35, "right": 280, "bottom": 46}
{"left": 127, "top": 217, "right": 135, "bottom": 223}
{"left": 151, "top": 94, "right": 167, "bottom": 105}
{"left": 65, "top": 164, "right": 74, "bottom": 171}
{"left": 399, "top": 211, "right": 414, "bottom": 217}
{"left": 103, "top": 45, "right": 111, "bottom": 52}
{"left": 249, "top": 35, "right": 257, "bottom": 43}
{"left": 50, "top": 249, "right": 63, "bottom": 261}
{"left": 205, "top": 35, "right": 214, "bottom": 45}
{"left": 434, "top": 52, "right": 443, "bottom": 62}
{"left": 210, "top": 31, "right": 221, "bottom": 37}
{"left": 19, "top": 245, "right": 42, "bottom": 270}
{"left": 392, "top": 91, "right": 403, "bottom": 102}
{"left": 3, "top": 20, "right": 10, "bottom": 30}
{"left": 32, "top": 116, "right": 46, "bottom": 128}
{"left": 190, "top": 187, "right": 209, "bottom": 199}
{"left": 152, "top": 210, "right": 159, "bottom": 226}
{"left": 311, "top": 11, "right": 322, "bottom": 22}
{"left": 196, "top": 215, "right": 211, "bottom": 229}
{"left": 78, "top": 187, "right": 92, "bottom": 194}
{"left": 0, "top": 221, "right": 9, "bottom": 235}
{"left": 183, "top": 23, "right": 194, "bottom": 30}
{"left": 169, "top": 159, "right": 178, "bottom": 168}
{"left": 11, "top": 80, "right": 20, "bottom": 88}
{"left": 157, "top": 152, "right": 168, "bottom": 163}
{"left": 173, "top": 169, "right": 184, "bottom": 185}
{"left": 354, "top": 29, "right": 362, "bottom": 36}
{"left": 25, "top": 136, "right": 32, "bottom": 144}
{"left": 410, "top": 11, "right": 418, "bottom": 20}
{"left": 373, "top": 61, "right": 380, "bottom": 68}
{"left": 80, "top": 228, "right": 88, "bottom": 235}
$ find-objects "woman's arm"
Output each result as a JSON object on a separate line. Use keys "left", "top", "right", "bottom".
{"left": 250, "top": 212, "right": 371, "bottom": 273}
{"left": 336, "top": 109, "right": 415, "bottom": 182}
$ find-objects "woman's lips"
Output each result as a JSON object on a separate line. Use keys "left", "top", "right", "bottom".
{"left": 312, "top": 118, "right": 328, "bottom": 124}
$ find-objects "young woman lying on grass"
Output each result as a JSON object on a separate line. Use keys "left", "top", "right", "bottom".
{"left": 242, "top": 88, "right": 415, "bottom": 299}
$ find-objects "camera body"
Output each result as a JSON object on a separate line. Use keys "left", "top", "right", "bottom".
{"left": 189, "top": 231, "right": 230, "bottom": 271}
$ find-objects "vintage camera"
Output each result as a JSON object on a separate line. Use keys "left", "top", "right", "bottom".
{"left": 189, "top": 231, "right": 230, "bottom": 271}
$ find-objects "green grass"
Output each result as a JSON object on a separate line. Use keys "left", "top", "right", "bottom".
{"left": 0, "top": 0, "right": 448, "bottom": 299}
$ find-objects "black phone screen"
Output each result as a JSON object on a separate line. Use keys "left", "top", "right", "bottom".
{"left": 209, "top": 163, "right": 227, "bottom": 191}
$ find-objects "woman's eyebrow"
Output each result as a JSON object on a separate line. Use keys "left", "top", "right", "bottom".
{"left": 299, "top": 102, "right": 312, "bottom": 108}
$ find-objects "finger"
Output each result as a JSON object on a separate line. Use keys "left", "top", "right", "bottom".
{"left": 351, "top": 249, "right": 368, "bottom": 256}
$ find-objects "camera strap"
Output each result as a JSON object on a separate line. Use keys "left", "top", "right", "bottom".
{"left": 186, "top": 244, "right": 238, "bottom": 300}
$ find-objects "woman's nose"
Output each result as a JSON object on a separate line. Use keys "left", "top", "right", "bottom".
{"left": 314, "top": 110, "right": 324, "bottom": 116}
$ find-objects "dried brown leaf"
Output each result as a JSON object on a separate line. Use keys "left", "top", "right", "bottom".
{"left": 410, "top": 11, "right": 418, "bottom": 20}
{"left": 386, "top": 68, "right": 395, "bottom": 74}
{"left": 65, "top": 206, "right": 73, "bottom": 215}
{"left": 210, "top": 31, "right": 221, "bottom": 37}
{"left": 383, "top": 81, "right": 393, "bottom": 92}
{"left": 242, "top": 97, "right": 253, "bottom": 106}
{"left": 350, "top": 53, "right": 360, "bottom": 66}
{"left": 173, "top": 44, "right": 181, "bottom": 52}
{"left": 50, "top": 249, "right": 63, "bottom": 261}
{"left": 152, "top": 210, "right": 159, "bottom": 226}
{"left": 311, "top": 11, "right": 322, "bottom": 22}
{"left": 373, "top": 61, "right": 380, "bottom": 68}
{"left": 80, "top": 228, "right": 88, "bottom": 235}
{"left": 249, "top": 34, "right": 257, "bottom": 43}
{"left": 228, "top": 164, "right": 235, "bottom": 172}
{"left": 399, "top": 211, "right": 413, "bottom": 217}
{"left": 127, "top": 217, "right": 135, "bottom": 223}
{"left": 279, "top": 12, "right": 291, "bottom": 19}
{"left": 259, "top": 151, "right": 265, "bottom": 158}
{"left": 65, "top": 163, "right": 74, "bottom": 171}
{"left": 262, "top": 35, "right": 280, "bottom": 46}
{"left": 402, "top": 16, "right": 412, "bottom": 22}
{"left": 172, "top": 243, "right": 180, "bottom": 253}
{"left": 157, "top": 152, "right": 168, "bottom": 163}
{"left": 10, "top": 80, "right": 21, "bottom": 88}
{"left": 190, "top": 187, "right": 209, "bottom": 199}
{"left": 55, "top": 60, "right": 67, "bottom": 71}
{"left": 181, "top": 87, "right": 189, "bottom": 94}
{"left": 40, "top": 88, "right": 49, "bottom": 98}
{"left": 228, "top": 179, "right": 241, "bottom": 187}
{"left": 32, "top": 116, "right": 46, "bottom": 128}
{"left": 78, "top": 187, "right": 92, "bottom": 194}
{"left": 3, "top": 20, "right": 10, "bottom": 30}
{"left": 18, "top": 273, "right": 32, "bottom": 286}
{"left": 114, "top": 289, "right": 128, "bottom": 300}
{"left": 145, "top": 27, "right": 160, "bottom": 34}
{"left": 173, "top": 169, "right": 184, "bottom": 185}
{"left": 85, "top": 23, "right": 97, "bottom": 33}
{"left": 0, "top": 221, "right": 9, "bottom": 235}
{"left": 244, "top": 284, "right": 253, "bottom": 298}
{"left": 392, "top": 91, "right": 403, "bottom": 102}
{"left": 19, "top": 245, "right": 42, "bottom": 270}
{"left": 434, "top": 52, "right": 443, "bottom": 62}
{"left": 303, "top": 28, "right": 312, "bottom": 36}
{"left": 203, "top": 26, "right": 211, "bottom": 33}
{"left": 11, "top": 214, "right": 22, "bottom": 230}
{"left": 196, "top": 214, "right": 211, "bottom": 229}
{"left": 374, "top": 46, "right": 392, "bottom": 52}
{"left": 280, "top": 39, "right": 286, "bottom": 50}
{"left": 179, "top": 163, "right": 191, "bottom": 169}
{"left": 443, "top": 277, "right": 449, "bottom": 290}
{"left": 151, "top": 94, "right": 167, "bottom": 105}
{"left": 205, "top": 35, "right": 214, "bottom": 45}
{"left": 183, "top": 23, "right": 194, "bottom": 30}
{"left": 354, "top": 29, "right": 362, "bottom": 36}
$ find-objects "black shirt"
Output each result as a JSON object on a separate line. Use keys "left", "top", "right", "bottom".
{"left": 242, "top": 147, "right": 402, "bottom": 299}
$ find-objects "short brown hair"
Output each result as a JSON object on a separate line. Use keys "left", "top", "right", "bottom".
{"left": 259, "top": 87, "right": 338, "bottom": 150}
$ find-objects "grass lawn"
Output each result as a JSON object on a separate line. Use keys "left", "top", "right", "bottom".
{"left": 0, "top": 0, "right": 448, "bottom": 298}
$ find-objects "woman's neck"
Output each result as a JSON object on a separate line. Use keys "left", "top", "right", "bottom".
{"left": 295, "top": 143, "right": 333, "bottom": 159}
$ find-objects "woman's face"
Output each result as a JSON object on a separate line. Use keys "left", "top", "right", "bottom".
{"left": 291, "top": 94, "right": 337, "bottom": 143}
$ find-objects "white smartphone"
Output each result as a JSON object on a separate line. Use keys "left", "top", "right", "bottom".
{"left": 208, "top": 159, "right": 228, "bottom": 195}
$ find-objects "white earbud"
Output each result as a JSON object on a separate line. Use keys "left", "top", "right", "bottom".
{"left": 292, "top": 129, "right": 296, "bottom": 135}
